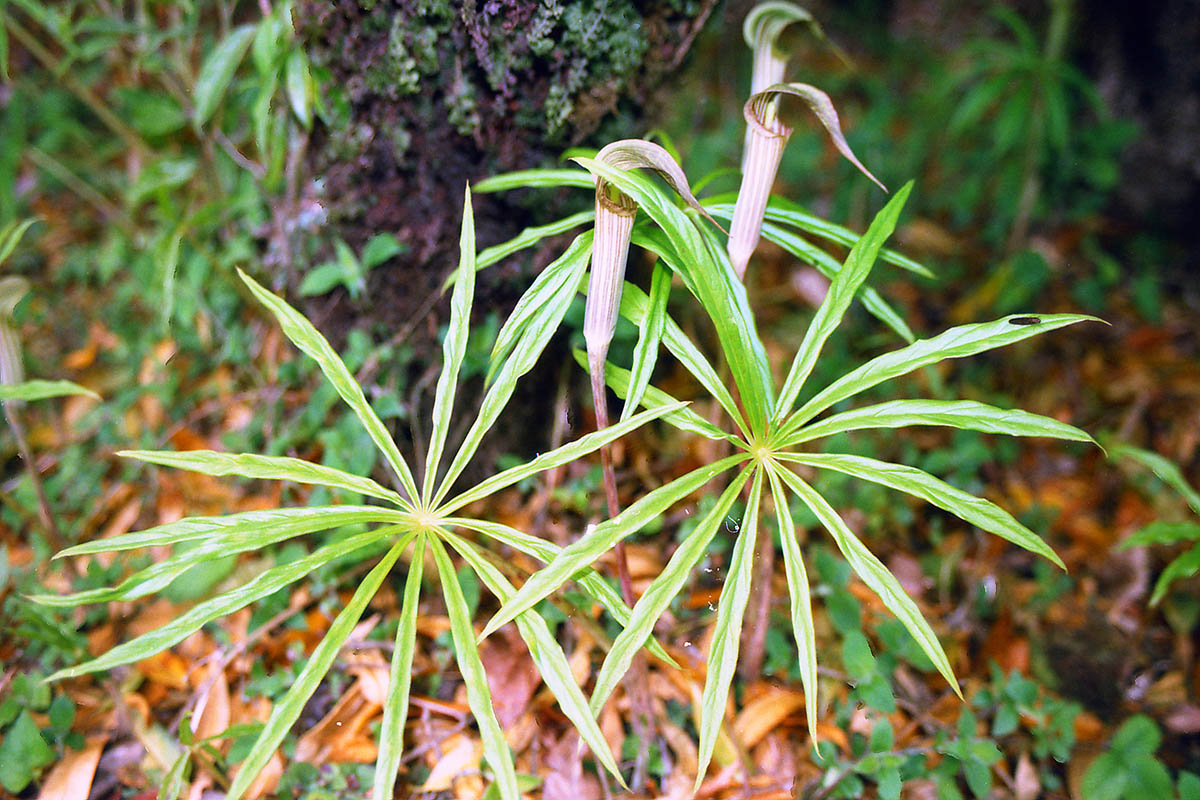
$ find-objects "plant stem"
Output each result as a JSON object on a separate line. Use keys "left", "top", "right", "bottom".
{"left": 591, "top": 374, "right": 656, "bottom": 791}
{"left": 738, "top": 514, "right": 774, "bottom": 679}
{"left": 2, "top": 400, "right": 70, "bottom": 559}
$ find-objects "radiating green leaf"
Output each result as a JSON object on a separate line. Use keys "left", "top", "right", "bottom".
{"left": 621, "top": 261, "right": 671, "bottom": 422}
{"left": 751, "top": 196, "right": 933, "bottom": 277}
{"left": 572, "top": 348, "right": 734, "bottom": 443}
{"left": 616, "top": 276, "right": 750, "bottom": 437}
{"left": 46, "top": 528, "right": 396, "bottom": 681}
{"left": 783, "top": 452, "right": 1064, "bottom": 568}
{"left": 238, "top": 269, "right": 420, "bottom": 504}
{"left": 776, "top": 467, "right": 960, "bottom": 696}
{"left": 193, "top": 25, "right": 256, "bottom": 126}
{"left": 428, "top": 536, "right": 519, "bottom": 800}
{"left": 431, "top": 264, "right": 582, "bottom": 507}
{"left": 36, "top": 514, "right": 366, "bottom": 606}
{"left": 373, "top": 535, "right": 424, "bottom": 800}
{"left": 590, "top": 469, "right": 752, "bottom": 716}
{"left": 0, "top": 379, "right": 98, "bottom": 402}
{"left": 226, "top": 537, "right": 409, "bottom": 800}
{"left": 696, "top": 470, "right": 763, "bottom": 791}
{"left": 440, "top": 531, "right": 625, "bottom": 785}
{"left": 120, "top": 449, "right": 408, "bottom": 506}
{"left": 480, "top": 454, "right": 750, "bottom": 641}
{"left": 486, "top": 232, "right": 591, "bottom": 379}
{"left": 54, "top": 506, "right": 399, "bottom": 558}
{"left": 785, "top": 399, "right": 1096, "bottom": 448}
{"left": 442, "top": 518, "right": 676, "bottom": 666}
{"left": 765, "top": 464, "right": 818, "bottom": 741}
{"left": 775, "top": 183, "right": 913, "bottom": 421}
{"left": 440, "top": 401, "right": 684, "bottom": 515}
{"left": 782, "top": 313, "right": 1099, "bottom": 436}
{"left": 475, "top": 211, "right": 594, "bottom": 273}
{"left": 756, "top": 220, "right": 915, "bottom": 343}
{"left": 424, "top": 187, "right": 476, "bottom": 503}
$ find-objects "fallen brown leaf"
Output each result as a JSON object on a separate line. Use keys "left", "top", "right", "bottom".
{"left": 37, "top": 736, "right": 106, "bottom": 800}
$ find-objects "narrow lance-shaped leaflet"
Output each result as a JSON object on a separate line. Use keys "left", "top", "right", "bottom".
{"left": 729, "top": 83, "right": 886, "bottom": 279}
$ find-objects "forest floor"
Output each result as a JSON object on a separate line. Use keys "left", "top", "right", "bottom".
{"left": 2, "top": 208, "right": 1199, "bottom": 800}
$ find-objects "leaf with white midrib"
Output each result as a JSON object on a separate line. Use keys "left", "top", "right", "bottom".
{"left": 786, "top": 399, "right": 1096, "bottom": 447}
{"left": 781, "top": 313, "right": 1099, "bottom": 437}
{"left": 225, "top": 537, "right": 410, "bottom": 800}
{"left": 429, "top": 536, "right": 520, "bottom": 800}
{"left": 783, "top": 452, "right": 1064, "bottom": 568}
{"left": 695, "top": 470, "right": 763, "bottom": 791}
{"left": 46, "top": 528, "right": 398, "bottom": 682}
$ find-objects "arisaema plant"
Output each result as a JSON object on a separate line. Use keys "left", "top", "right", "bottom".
{"left": 37, "top": 188, "right": 682, "bottom": 800}
{"left": 474, "top": 160, "right": 1098, "bottom": 789}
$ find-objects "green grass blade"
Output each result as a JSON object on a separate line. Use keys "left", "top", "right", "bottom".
{"left": 774, "top": 183, "right": 913, "bottom": 422}
{"left": 475, "top": 211, "right": 595, "bottom": 273}
{"left": 54, "top": 506, "right": 401, "bottom": 558}
{"left": 440, "top": 401, "right": 684, "bottom": 515}
{"left": 785, "top": 399, "right": 1096, "bottom": 447}
{"left": 443, "top": 518, "right": 676, "bottom": 667}
{"left": 487, "top": 232, "right": 591, "bottom": 378}
{"left": 695, "top": 469, "right": 763, "bottom": 791}
{"left": 1110, "top": 443, "right": 1200, "bottom": 516}
{"left": 440, "top": 531, "right": 625, "bottom": 786}
{"left": 782, "top": 313, "right": 1100, "bottom": 436}
{"left": 32, "top": 564, "right": 190, "bottom": 608}
{"left": 46, "top": 528, "right": 397, "bottom": 682}
{"left": 0, "top": 379, "right": 99, "bottom": 402}
{"left": 590, "top": 469, "right": 752, "bottom": 716}
{"left": 480, "top": 453, "right": 750, "bottom": 641}
{"left": 783, "top": 452, "right": 1064, "bottom": 568}
{"left": 225, "top": 537, "right": 410, "bottom": 800}
{"left": 432, "top": 262, "right": 580, "bottom": 508}
{"left": 119, "top": 450, "right": 408, "bottom": 507}
{"left": 765, "top": 465, "right": 818, "bottom": 742}
{"left": 571, "top": 348, "right": 735, "bottom": 443}
{"left": 373, "top": 535, "right": 425, "bottom": 800}
{"left": 616, "top": 278, "right": 750, "bottom": 438}
{"left": 703, "top": 194, "right": 934, "bottom": 278}
{"left": 428, "top": 536, "right": 520, "bottom": 800}
{"left": 775, "top": 467, "right": 960, "bottom": 697}
{"left": 424, "top": 187, "right": 477, "bottom": 504}
{"left": 621, "top": 261, "right": 670, "bottom": 423}
{"left": 757, "top": 220, "right": 915, "bottom": 344}
{"left": 574, "top": 157, "right": 773, "bottom": 436}
{"left": 473, "top": 169, "right": 592, "bottom": 193}
{"left": 238, "top": 269, "right": 420, "bottom": 504}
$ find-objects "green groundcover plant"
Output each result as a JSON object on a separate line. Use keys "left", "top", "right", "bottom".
{"left": 35, "top": 3, "right": 1105, "bottom": 797}
{"left": 37, "top": 189, "right": 681, "bottom": 800}
{"left": 475, "top": 158, "right": 1097, "bottom": 789}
